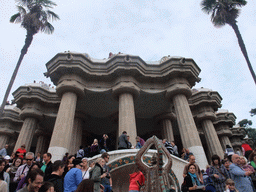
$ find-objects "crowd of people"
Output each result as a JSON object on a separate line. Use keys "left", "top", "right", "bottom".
{"left": 181, "top": 143, "right": 256, "bottom": 192}
{"left": 1, "top": 132, "right": 256, "bottom": 192}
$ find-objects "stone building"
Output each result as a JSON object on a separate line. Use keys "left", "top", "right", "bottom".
{"left": 0, "top": 52, "right": 247, "bottom": 169}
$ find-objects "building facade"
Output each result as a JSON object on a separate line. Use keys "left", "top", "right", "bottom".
{"left": 0, "top": 52, "right": 247, "bottom": 168}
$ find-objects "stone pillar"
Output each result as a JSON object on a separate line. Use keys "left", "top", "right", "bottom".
{"left": 156, "top": 112, "right": 176, "bottom": 142}
{"left": 214, "top": 112, "right": 236, "bottom": 151}
{"left": 112, "top": 82, "right": 140, "bottom": 147}
{"left": 166, "top": 78, "right": 208, "bottom": 169}
{"left": 35, "top": 129, "right": 49, "bottom": 154}
{"left": 0, "top": 135, "right": 9, "bottom": 149}
{"left": 201, "top": 119, "right": 224, "bottom": 159}
{"left": 48, "top": 77, "right": 84, "bottom": 161}
{"left": 69, "top": 116, "right": 83, "bottom": 155}
{"left": 219, "top": 135, "right": 232, "bottom": 150}
{"left": 14, "top": 104, "right": 43, "bottom": 152}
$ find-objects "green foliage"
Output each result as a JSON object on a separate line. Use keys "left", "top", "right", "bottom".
{"left": 250, "top": 108, "right": 256, "bottom": 116}
{"left": 10, "top": 0, "right": 60, "bottom": 34}
{"left": 246, "top": 128, "right": 256, "bottom": 147}
{"left": 238, "top": 119, "right": 252, "bottom": 128}
{"left": 200, "top": 0, "right": 247, "bottom": 26}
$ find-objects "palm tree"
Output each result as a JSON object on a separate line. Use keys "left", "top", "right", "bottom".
{"left": 201, "top": 0, "right": 256, "bottom": 85}
{"left": 0, "top": 0, "right": 59, "bottom": 117}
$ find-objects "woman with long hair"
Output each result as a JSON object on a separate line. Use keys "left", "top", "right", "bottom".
{"left": 209, "top": 155, "right": 229, "bottom": 192}
{"left": 76, "top": 179, "right": 94, "bottom": 192}
{"left": 0, "top": 159, "right": 9, "bottom": 191}
{"left": 6, "top": 157, "right": 22, "bottom": 192}
{"left": 182, "top": 164, "right": 204, "bottom": 191}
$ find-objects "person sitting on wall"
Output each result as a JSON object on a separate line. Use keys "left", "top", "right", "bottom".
{"left": 99, "top": 134, "right": 111, "bottom": 153}
{"left": 118, "top": 131, "right": 128, "bottom": 150}
{"left": 90, "top": 139, "right": 100, "bottom": 157}
{"left": 15, "top": 145, "right": 26, "bottom": 159}
{"left": 162, "top": 139, "right": 174, "bottom": 155}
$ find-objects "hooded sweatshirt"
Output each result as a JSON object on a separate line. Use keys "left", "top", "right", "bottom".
{"left": 129, "top": 171, "right": 145, "bottom": 191}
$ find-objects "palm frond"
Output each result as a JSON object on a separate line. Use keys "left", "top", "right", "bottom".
{"left": 10, "top": 13, "right": 21, "bottom": 23}
{"left": 17, "top": 5, "right": 27, "bottom": 15}
{"left": 41, "top": 22, "right": 54, "bottom": 34}
{"left": 201, "top": 0, "right": 216, "bottom": 14}
{"left": 46, "top": 10, "right": 60, "bottom": 21}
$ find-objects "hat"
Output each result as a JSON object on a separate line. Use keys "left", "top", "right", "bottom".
{"left": 4, "top": 155, "right": 11, "bottom": 160}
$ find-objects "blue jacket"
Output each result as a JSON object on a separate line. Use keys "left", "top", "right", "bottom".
{"left": 229, "top": 163, "right": 254, "bottom": 192}
{"left": 64, "top": 168, "right": 82, "bottom": 192}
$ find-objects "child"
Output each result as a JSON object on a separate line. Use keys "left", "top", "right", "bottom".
{"left": 224, "top": 178, "right": 238, "bottom": 192}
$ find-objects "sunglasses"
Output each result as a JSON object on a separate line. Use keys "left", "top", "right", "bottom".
{"left": 26, "top": 159, "right": 33, "bottom": 161}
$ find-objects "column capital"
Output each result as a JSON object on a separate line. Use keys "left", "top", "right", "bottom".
{"left": 165, "top": 82, "right": 192, "bottom": 100}
{"left": 155, "top": 112, "right": 176, "bottom": 122}
{"left": 194, "top": 111, "right": 217, "bottom": 123}
{"left": 56, "top": 76, "right": 85, "bottom": 99}
{"left": 0, "top": 128, "right": 15, "bottom": 136}
{"left": 19, "top": 107, "right": 44, "bottom": 121}
{"left": 112, "top": 82, "right": 140, "bottom": 100}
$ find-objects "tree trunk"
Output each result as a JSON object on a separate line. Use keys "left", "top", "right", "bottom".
{"left": 229, "top": 22, "right": 256, "bottom": 85}
{"left": 0, "top": 30, "right": 34, "bottom": 117}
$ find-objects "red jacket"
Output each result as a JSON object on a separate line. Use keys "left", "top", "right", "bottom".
{"left": 129, "top": 171, "right": 145, "bottom": 191}
{"left": 242, "top": 143, "right": 252, "bottom": 151}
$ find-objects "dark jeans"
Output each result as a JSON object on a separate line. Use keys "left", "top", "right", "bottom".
{"left": 103, "top": 184, "right": 112, "bottom": 192}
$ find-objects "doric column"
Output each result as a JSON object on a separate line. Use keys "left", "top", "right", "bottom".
{"left": 35, "top": 129, "right": 49, "bottom": 154}
{"left": 156, "top": 112, "right": 176, "bottom": 142}
{"left": 112, "top": 81, "right": 140, "bottom": 146}
{"left": 48, "top": 77, "right": 84, "bottom": 161}
{"left": 214, "top": 111, "right": 236, "bottom": 150}
{"left": 14, "top": 104, "right": 43, "bottom": 152}
{"left": 69, "top": 113, "right": 84, "bottom": 155}
{"left": 0, "top": 129, "right": 14, "bottom": 149}
{"left": 166, "top": 78, "right": 208, "bottom": 169}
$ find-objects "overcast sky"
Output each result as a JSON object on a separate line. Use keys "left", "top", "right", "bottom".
{"left": 0, "top": 0, "right": 256, "bottom": 126}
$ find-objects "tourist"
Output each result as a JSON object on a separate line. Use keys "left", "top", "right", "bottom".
{"left": 181, "top": 148, "right": 186, "bottom": 160}
{"left": 39, "top": 181, "right": 54, "bottom": 192}
{"left": 76, "top": 146, "right": 84, "bottom": 158}
{"left": 184, "top": 149, "right": 193, "bottom": 161}
{"left": 16, "top": 162, "right": 41, "bottom": 190}
{"left": 101, "top": 152, "right": 112, "bottom": 192}
{"left": 99, "top": 134, "right": 111, "bottom": 153}
{"left": 46, "top": 160, "right": 65, "bottom": 192}
{"left": 41, "top": 153, "right": 53, "bottom": 181}
{"left": 224, "top": 178, "right": 238, "bottom": 192}
{"left": 90, "top": 158, "right": 107, "bottom": 192}
{"left": 0, "top": 178, "right": 8, "bottom": 192}
{"left": 209, "top": 154, "right": 229, "bottom": 192}
{"left": 171, "top": 141, "right": 179, "bottom": 157}
{"left": 135, "top": 136, "right": 142, "bottom": 149}
{"left": 127, "top": 136, "right": 133, "bottom": 149}
{"left": 182, "top": 164, "right": 204, "bottom": 192}
{"left": 62, "top": 153, "right": 69, "bottom": 163}
{"left": 229, "top": 154, "right": 254, "bottom": 192}
{"left": 242, "top": 141, "right": 253, "bottom": 159}
{"left": 89, "top": 160, "right": 95, "bottom": 169}
{"left": 0, "top": 159, "right": 10, "bottom": 189}
{"left": 162, "top": 139, "right": 174, "bottom": 155}
{"left": 118, "top": 131, "right": 128, "bottom": 150}
{"left": 248, "top": 152, "right": 256, "bottom": 170}
{"left": 6, "top": 157, "right": 22, "bottom": 192}
{"left": 183, "top": 155, "right": 203, "bottom": 184}
{"left": 16, "top": 169, "right": 44, "bottom": 192}
{"left": 64, "top": 158, "right": 83, "bottom": 192}
{"left": 222, "top": 159, "right": 231, "bottom": 178}
{"left": 0, "top": 144, "right": 9, "bottom": 158}
{"left": 4, "top": 155, "right": 11, "bottom": 172}
{"left": 63, "top": 155, "right": 75, "bottom": 177}
{"left": 90, "top": 139, "right": 100, "bottom": 157}
{"left": 138, "top": 136, "right": 145, "bottom": 147}
{"left": 15, "top": 144, "right": 26, "bottom": 159}
{"left": 128, "top": 166, "right": 145, "bottom": 192}
{"left": 34, "top": 152, "right": 42, "bottom": 164}
{"left": 81, "top": 158, "right": 90, "bottom": 180}
{"left": 14, "top": 152, "right": 34, "bottom": 182}
{"left": 225, "top": 145, "right": 234, "bottom": 161}
{"left": 75, "top": 179, "right": 94, "bottom": 192}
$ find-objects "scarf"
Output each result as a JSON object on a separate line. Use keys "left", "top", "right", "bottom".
{"left": 188, "top": 172, "right": 201, "bottom": 186}
{"left": 251, "top": 161, "right": 256, "bottom": 169}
